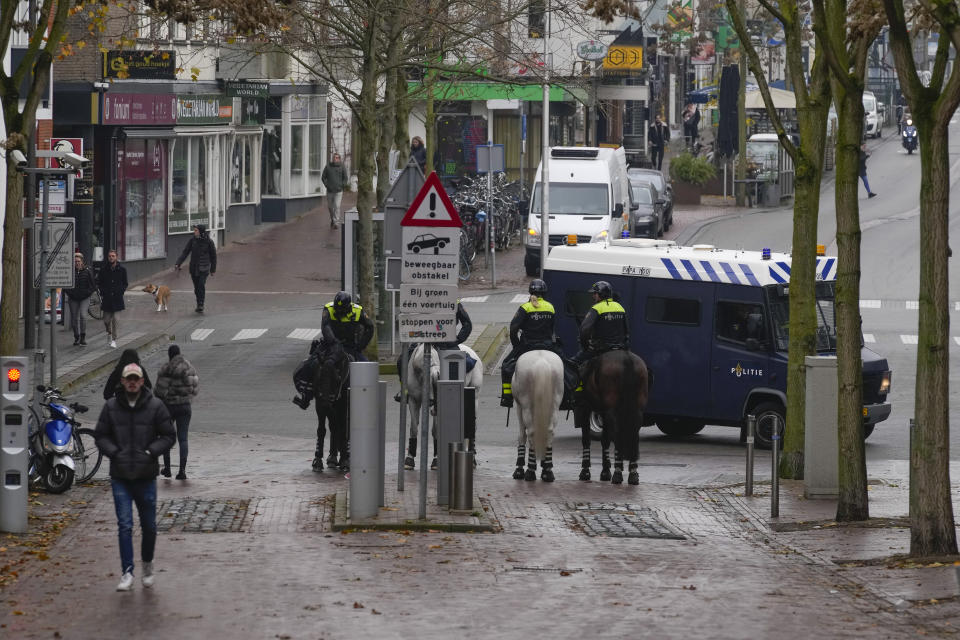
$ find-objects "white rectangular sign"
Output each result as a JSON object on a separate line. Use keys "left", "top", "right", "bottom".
{"left": 37, "top": 180, "right": 67, "bottom": 214}
{"left": 33, "top": 218, "right": 75, "bottom": 288}
{"left": 399, "top": 284, "right": 458, "bottom": 314}
{"left": 398, "top": 313, "right": 458, "bottom": 343}
{"left": 401, "top": 227, "right": 459, "bottom": 283}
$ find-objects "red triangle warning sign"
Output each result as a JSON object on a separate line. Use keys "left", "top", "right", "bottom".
{"left": 400, "top": 172, "right": 463, "bottom": 228}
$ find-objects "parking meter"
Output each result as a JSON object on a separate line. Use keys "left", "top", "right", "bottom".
{"left": 0, "top": 357, "right": 29, "bottom": 533}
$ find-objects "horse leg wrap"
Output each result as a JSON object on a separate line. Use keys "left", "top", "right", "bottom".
{"left": 628, "top": 461, "right": 639, "bottom": 486}
{"left": 407, "top": 437, "right": 417, "bottom": 457}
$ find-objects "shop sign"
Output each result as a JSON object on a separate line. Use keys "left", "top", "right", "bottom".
{"left": 577, "top": 40, "right": 608, "bottom": 61}
{"left": 603, "top": 45, "right": 643, "bottom": 70}
{"left": 102, "top": 93, "right": 177, "bottom": 125}
{"left": 103, "top": 50, "right": 176, "bottom": 79}
{"left": 225, "top": 81, "right": 269, "bottom": 98}
{"left": 177, "top": 95, "right": 233, "bottom": 124}
{"left": 237, "top": 97, "right": 266, "bottom": 125}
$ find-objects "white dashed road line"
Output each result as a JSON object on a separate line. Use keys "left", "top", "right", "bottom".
{"left": 511, "top": 294, "right": 529, "bottom": 303}
{"left": 191, "top": 329, "right": 215, "bottom": 341}
{"left": 288, "top": 328, "right": 322, "bottom": 341}
{"left": 232, "top": 329, "right": 268, "bottom": 341}
{"left": 859, "top": 300, "right": 881, "bottom": 309}
{"left": 460, "top": 296, "right": 489, "bottom": 303}
{"left": 862, "top": 333, "right": 875, "bottom": 343}
{"left": 900, "top": 335, "right": 918, "bottom": 345}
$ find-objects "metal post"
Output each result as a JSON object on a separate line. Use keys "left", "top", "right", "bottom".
{"left": 397, "top": 346, "right": 409, "bottom": 491}
{"left": 452, "top": 446, "right": 474, "bottom": 511}
{"left": 377, "top": 380, "right": 386, "bottom": 507}
{"left": 488, "top": 155, "right": 496, "bottom": 287}
{"left": 771, "top": 430, "right": 780, "bottom": 518}
{"left": 745, "top": 414, "right": 755, "bottom": 496}
{"left": 540, "top": 2, "right": 550, "bottom": 277}
{"left": 418, "top": 344, "right": 431, "bottom": 519}
{"left": 39, "top": 179, "right": 50, "bottom": 385}
{"left": 348, "top": 362, "right": 381, "bottom": 520}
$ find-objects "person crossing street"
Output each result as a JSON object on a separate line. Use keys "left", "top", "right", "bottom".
{"left": 175, "top": 224, "right": 217, "bottom": 314}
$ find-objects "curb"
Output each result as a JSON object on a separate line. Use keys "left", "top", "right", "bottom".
{"left": 472, "top": 325, "right": 509, "bottom": 371}
{"left": 57, "top": 332, "right": 171, "bottom": 396}
{"left": 331, "top": 489, "right": 495, "bottom": 532}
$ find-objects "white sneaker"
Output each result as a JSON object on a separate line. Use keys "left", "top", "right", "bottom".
{"left": 116, "top": 571, "right": 134, "bottom": 591}
{"left": 142, "top": 562, "right": 154, "bottom": 588}
{"left": 110, "top": 339, "right": 117, "bottom": 348}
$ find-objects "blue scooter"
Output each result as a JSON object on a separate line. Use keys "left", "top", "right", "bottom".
{"left": 29, "top": 385, "right": 88, "bottom": 493}
{"left": 902, "top": 119, "right": 918, "bottom": 155}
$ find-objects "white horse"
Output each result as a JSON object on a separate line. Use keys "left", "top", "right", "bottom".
{"left": 512, "top": 350, "right": 564, "bottom": 482}
{"left": 403, "top": 343, "right": 484, "bottom": 469}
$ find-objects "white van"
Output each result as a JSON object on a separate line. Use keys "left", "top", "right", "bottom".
{"left": 524, "top": 146, "right": 636, "bottom": 276}
{"left": 863, "top": 90, "right": 882, "bottom": 138}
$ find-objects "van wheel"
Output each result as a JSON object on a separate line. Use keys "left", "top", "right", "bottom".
{"left": 657, "top": 419, "right": 705, "bottom": 438}
{"left": 752, "top": 402, "right": 785, "bottom": 449}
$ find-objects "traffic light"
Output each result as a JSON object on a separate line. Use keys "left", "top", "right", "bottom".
{"left": 0, "top": 357, "right": 29, "bottom": 533}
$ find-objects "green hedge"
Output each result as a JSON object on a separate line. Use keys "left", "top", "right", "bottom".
{"left": 669, "top": 152, "right": 717, "bottom": 186}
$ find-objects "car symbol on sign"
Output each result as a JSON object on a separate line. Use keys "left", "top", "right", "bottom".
{"left": 407, "top": 233, "right": 450, "bottom": 254}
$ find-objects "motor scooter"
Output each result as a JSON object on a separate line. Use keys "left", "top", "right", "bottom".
{"left": 902, "top": 119, "right": 918, "bottom": 155}
{"left": 29, "top": 385, "right": 89, "bottom": 493}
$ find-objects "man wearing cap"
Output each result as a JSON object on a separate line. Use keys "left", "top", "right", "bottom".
{"left": 175, "top": 224, "right": 217, "bottom": 313}
{"left": 94, "top": 362, "right": 175, "bottom": 592}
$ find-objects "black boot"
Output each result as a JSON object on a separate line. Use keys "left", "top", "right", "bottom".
{"left": 404, "top": 438, "right": 417, "bottom": 469}
{"left": 73, "top": 333, "right": 80, "bottom": 346}
{"left": 292, "top": 394, "right": 311, "bottom": 410}
{"left": 79, "top": 333, "right": 87, "bottom": 346}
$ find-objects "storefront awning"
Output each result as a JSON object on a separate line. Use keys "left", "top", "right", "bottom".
{"left": 597, "top": 85, "right": 650, "bottom": 101}
{"left": 408, "top": 81, "right": 583, "bottom": 102}
{"left": 123, "top": 128, "right": 177, "bottom": 139}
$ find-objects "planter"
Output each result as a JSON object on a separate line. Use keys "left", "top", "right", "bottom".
{"left": 672, "top": 182, "right": 703, "bottom": 206}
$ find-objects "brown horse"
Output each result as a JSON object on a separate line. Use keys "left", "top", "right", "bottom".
{"left": 574, "top": 349, "right": 649, "bottom": 485}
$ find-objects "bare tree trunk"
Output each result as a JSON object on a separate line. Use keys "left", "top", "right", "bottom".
{"left": 356, "top": 36, "right": 381, "bottom": 359}
{"left": 832, "top": 81, "right": 867, "bottom": 521}
{"left": 376, "top": 67, "right": 398, "bottom": 210}
{"left": 1, "top": 164, "right": 25, "bottom": 355}
{"left": 425, "top": 88, "right": 436, "bottom": 175}
{"left": 394, "top": 71, "right": 411, "bottom": 168}
{"left": 909, "top": 119, "right": 956, "bottom": 556}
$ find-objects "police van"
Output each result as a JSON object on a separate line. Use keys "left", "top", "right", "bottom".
{"left": 544, "top": 238, "right": 892, "bottom": 448}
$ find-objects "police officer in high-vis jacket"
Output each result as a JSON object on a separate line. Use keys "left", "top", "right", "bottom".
{"left": 500, "top": 279, "right": 564, "bottom": 407}
{"left": 293, "top": 291, "right": 374, "bottom": 409}
{"left": 572, "top": 280, "right": 629, "bottom": 367}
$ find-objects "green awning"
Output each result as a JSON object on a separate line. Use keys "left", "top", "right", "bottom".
{"left": 408, "top": 81, "right": 581, "bottom": 102}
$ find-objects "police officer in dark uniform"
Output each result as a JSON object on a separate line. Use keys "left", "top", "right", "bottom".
{"left": 500, "top": 279, "right": 563, "bottom": 408}
{"left": 572, "top": 280, "right": 629, "bottom": 367}
{"left": 293, "top": 291, "right": 374, "bottom": 409}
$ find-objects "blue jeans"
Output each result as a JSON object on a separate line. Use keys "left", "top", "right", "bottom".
{"left": 111, "top": 478, "right": 157, "bottom": 575}
{"left": 860, "top": 174, "right": 872, "bottom": 194}
{"left": 162, "top": 403, "right": 192, "bottom": 471}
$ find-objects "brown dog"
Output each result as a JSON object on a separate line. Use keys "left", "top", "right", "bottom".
{"left": 143, "top": 284, "right": 172, "bottom": 312}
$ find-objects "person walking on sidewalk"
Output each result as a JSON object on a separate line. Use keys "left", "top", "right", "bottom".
{"left": 65, "top": 252, "right": 96, "bottom": 346}
{"left": 859, "top": 143, "right": 877, "bottom": 198}
{"left": 154, "top": 344, "right": 199, "bottom": 480}
{"left": 97, "top": 249, "right": 127, "bottom": 349}
{"left": 104, "top": 348, "right": 153, "bottom": 400}
{"left": 321, "top": 153, "right": 349, "bottom": 229}
{"left": 175, "top": 224, "right": 217, "bottom": 314}
{"left": 410, "top": 136, "right": 427, "bottom": 173}
{"left": 648, "top": 116, "right": 670, "bottom": 171}
{"left": 683, "top": 103, "right": 701, "bottom": 152}
{"left": 94, "top": 362, "right": 175, "bottom": 591}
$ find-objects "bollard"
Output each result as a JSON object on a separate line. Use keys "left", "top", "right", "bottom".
{"left": 447, "top": 441, "right": 463, "bottom": 508}
{"left": 349, "top": 362, "right": 382, "bottom": 521}
{"left": 464, "top": 387, "right": 476, "bottom": 449}
{"left": 745, "top": 414, "right": 755, "bottom": 496}
{"left": 397, "top": 346, "right": 409, "bottom": 491}
{"left": 435, "top": 380, "right": 464, "bottom": 505}
{"left": 771, "top": 429, "right": 780, "bottom": 518}
{"left": 451, "top": 447, "right": 474, "bottom": 512}
{"left": 377, "top": 380, "right": 386, "bottom": 507}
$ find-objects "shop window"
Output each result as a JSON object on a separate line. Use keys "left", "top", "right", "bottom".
{"left": 190, "top": 139, "right": 207, "bottom": 219}
{"left": 528, "top": 0, "right": 545, "bottom": 38}
{"left": 120, "top": 138, "right": 167, "bottom": 261}
{"left": 309, "top": 123, "right": 325, "bottom": 194}
{"left": 171, "top": 142, "right": 189, "bottom": 232}
{"left": 231, "top": 136, "right": 259, "bottom": 204}
{"left": 170, "top": 137, "right": 212, "bottom": 233}
{"left": 290, "top": 124, "right": 305, "bottom": 196}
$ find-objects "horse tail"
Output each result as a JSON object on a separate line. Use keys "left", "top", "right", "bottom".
{"left": 615, "top": 351, "right": 640, "bottom": 459}
{"left": 530, "top": 352, "right": 559, "bottom": 460}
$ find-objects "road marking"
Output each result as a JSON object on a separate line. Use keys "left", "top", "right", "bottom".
{"left": 460, "top": 295, "right": 489, "bottom": 303}
{"left": 288, "top": 328, "right": 322, "bottom": 341}
{"left": 511, "top": 294, "right": 529, "bottom": 303}
{"left": 955, "top": 337, "right": 960, "bottom": 346}
{"left": 859, "top": 299, "right": 881, "bottom": 309}
{"left": 232, "top": 329, "right": 267, "bottom": 341}
{"left": 906, "top": 301, "right": 919, "bottom": 310}
{"left": 191, "top": 329, "right": 214, "bottom": 341}
{"left": 900, "top": 334, "right": 918, "bottom": 345}
{"left": 862, "top": 333, "right": 875, "bottom": 343}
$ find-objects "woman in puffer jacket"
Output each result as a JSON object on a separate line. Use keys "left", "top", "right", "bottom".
{"left": 153, "top": 344, "right": 199, "bottom": 479}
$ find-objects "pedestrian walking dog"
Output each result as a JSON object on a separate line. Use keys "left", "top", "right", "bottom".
{"left": 143, "top": 284, "right": 172, "bottom": 312}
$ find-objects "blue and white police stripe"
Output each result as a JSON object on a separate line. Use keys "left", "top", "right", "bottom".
{"left": 659, "top": 256, "right": 837, "bottom": 285}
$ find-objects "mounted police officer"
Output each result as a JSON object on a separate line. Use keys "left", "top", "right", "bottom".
{"left": 292, "top": 291, "right": 374, "bottom": 410}
{"left": 571, "top": 281, "right": 629, "bottom": 401}
{"left": 500, "top": 279, "right": 564, "bottom": 408}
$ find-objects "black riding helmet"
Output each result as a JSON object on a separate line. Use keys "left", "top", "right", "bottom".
{"left": 333, "top": 291, "right": 352, "bottom": 315}
{"left": 589, "top": 281, "right": 613, "bottom": 299}
{"left": 529, "top": 279, "right": 548, "bottom": 296}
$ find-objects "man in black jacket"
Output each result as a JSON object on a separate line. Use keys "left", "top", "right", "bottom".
{"left": 648, "top": 116, "right": 670, "bottom": 171}
{"left": 97, "top": 249, "right": 127, "bottom": 349}
{"left": 175, "top": 224, "right": 217, "bottom": 313}
{"left": 94, "top": 363, "right": 175, "bottom": 591}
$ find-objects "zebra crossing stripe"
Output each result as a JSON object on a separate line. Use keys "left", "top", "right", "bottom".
{"left": 288, "top": 328, "right": 322, "bottom": 341}
{"left": 232, "top": 329, "right": 268, "bottom": 341}
{"left": 900, "top": 335, "right": 918, "bottom": 345}
{"left": 859, "top": 300, "right": 881, "bottom": 309}
{"left": 511, "top": 294, "right": 528, "bottom": 303}
{"left": 460, "top": 295, "right": 489, "bottom": 303}
{"left": 906, "top": 301, "right": 920, "bottom": 310}
{"left": 191, "top": 329, "right": 214, "bottom": 341}
{"left": 955, "top": 337, "right": 960, "bottom": 346}
{"left": 862, "top": 333, "right": 875, "bottom": 343}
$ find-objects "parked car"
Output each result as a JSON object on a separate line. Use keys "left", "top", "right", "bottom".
{"left": 627, "top": 180, "right": 664, "bottom": 238}
{"left": 628, "top": 167, "right": 673, "bottom": 231}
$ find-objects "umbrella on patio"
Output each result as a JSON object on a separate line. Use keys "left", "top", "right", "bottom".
{"left": 716, "top": 64, "right": 740, "bottom": 158}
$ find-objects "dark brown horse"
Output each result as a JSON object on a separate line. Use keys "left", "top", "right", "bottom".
{"left": 574, "top": 349, "right": 649, "bottom": 485}
{"left": 312, "top": 350, "right": 350, "bottom": 471}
